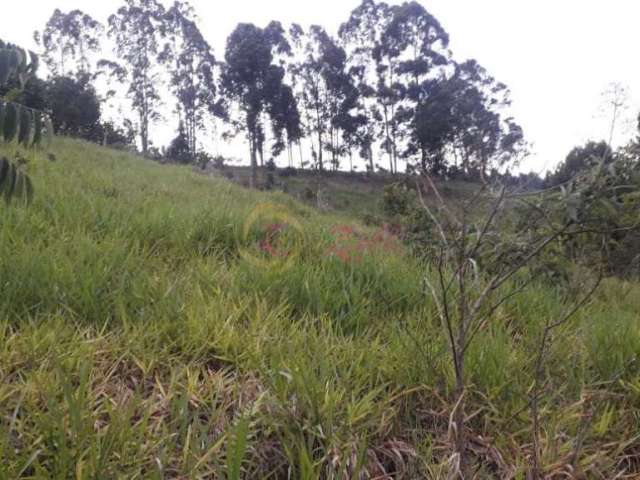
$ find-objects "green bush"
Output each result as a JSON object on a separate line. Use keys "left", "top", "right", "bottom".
{"left": 382, "top": 182, "right": 415, "bottom": 217}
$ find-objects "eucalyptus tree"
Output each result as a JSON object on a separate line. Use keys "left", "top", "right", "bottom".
{"left": 95, "top": 58, "right": 131, "bottom": 141}
{"left": 385, "top": 2, "right": 450, "bottom": 96}
{"left": 322, "top": 33, "right": 360, "bottom": 171}
{"left": 340, "top": 0, "right": 402, "bottom": 174}
{"left": 337, "top": 56, "right": 374, "bottom": 173}
{"left": 107, "top": 0, "right": 167, "bottom": 155}
{"left": 258, "top": 24, "right": 304, "bottom": 169}
{"left": 34, "top": 9, "right": 103, "bottom": 79}
{"left": 329, "top": 76, "right": 361, "bottom": 172}
{"left": 385, "top": 1, "right": 450, "bottom": 173}
{"left": 546, "top": 141, "right": 614, "bottom": 187}
{"left": 409, "top": 77, "right": 457, "bottom": 173}
{"left": 339, "top": 105, "right": 368, "bottom": 172}
{"left": 161, "top": 1, "right": 222, "bottom": 157}
{"left": 283, "top": 87, "right": 303, "bottom": 168}
{"left": 286, "top": 23, "right": 312, "bottom": 169}
{"left": 338, "top": 9, "right": 380, "bottom": 173}
{"left": 341, "top": 0, "right": 451, "bottom": 174}
{"left": 291, "top": 25, "right": 357, "bottom": 171}
{"left": 288, "top": 25, "right": 327, "bottom": 171}
{"left": 268, "top": 81, "right": 302, "bottom": 168}
{"left": 406, "top": 59, "right": 524, "bottom": 177}
{"left": 447, "top": 60, "right": 525, "bottom": 179}
{"left": 220, "top": 21, "right": 292, "bottom": 188}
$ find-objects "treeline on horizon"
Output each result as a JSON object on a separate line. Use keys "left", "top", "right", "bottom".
{"left": 2, "top": 0, "right": 536, "bottom": 185}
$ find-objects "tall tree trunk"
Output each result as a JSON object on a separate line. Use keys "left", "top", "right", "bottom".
{"left": 478, "top": 147, "right": 488, "bottom": 184}
{"left": 332, "top": 129, "right": 338, "bottom": 171}
{"left": 189, "top": 114, "right": 197, "bottom": 156}
{"left": 140, "top": 68, "right": 150, "bottom": 155}
{"left": 383, "top": 107, "right": 393, "bottom": 174}
{"left": 248, "top": 125, "right": 257, "bottom": 189}
{"left": 141, "top": 113, "right": 148, "bottom": 155}
{"left": 390, "top": 103, "right": 398, "bottom": 175}
{"left": 393, "top": 143, "right": 398, "bottom": 175}
{"left": 317, "top": 129, "right": 323, "bottom": 172}
{"left": 315, "top": 104, "right": 323, "bottom": 171}
{"left": 258, "top": 117, "right": 265, "bottom": 167}
{"left": 298, "top": 141, "right": 304, "bottom": 169}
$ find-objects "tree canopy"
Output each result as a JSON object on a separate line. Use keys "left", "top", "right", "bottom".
{"left": 28, "top": 0, "right": 529, "bottom": 183}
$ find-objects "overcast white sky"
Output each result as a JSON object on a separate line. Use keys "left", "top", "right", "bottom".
{"left": 2, "top": 0, "right": 639, "bottom": 173}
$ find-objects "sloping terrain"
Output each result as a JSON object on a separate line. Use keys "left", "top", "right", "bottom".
{"left": 210, "top": 164, "right": 480, "bottom": 220}
{"left": 1, "top": 138, "right": 639, "bottom": 478}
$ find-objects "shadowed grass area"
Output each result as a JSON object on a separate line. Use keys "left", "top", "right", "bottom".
{"left": 1, "top": 138, "right": 639, "bottom": 478}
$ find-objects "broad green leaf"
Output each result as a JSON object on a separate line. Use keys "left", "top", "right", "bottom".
{"left": 1, "top": 161, "right": 16, "bottom": 204}
{"left": 0, "top": 102, "right": 5, "bottom": 137}
{"left": 32, "top": 111, "right": 42, "bottom": 146}
{"left": 8, "top": 49, "right": 20, "bottom": 71}
{"left": 2, "top": 102, "right": 18, "bottom": 142}
{"left": 18, "top": 107, "right": 32, "bottom": 146}
{"left": 226, "top": 417, "right": 250, "bottom": 480}
{"left": 0, "top": 158, "right": 31, "bottom": 205}
{"left": 0, "top": 50, "right": 10, "bottom": 86}
{"left": 0, "top": 157, "right": 9, "bottom": 186}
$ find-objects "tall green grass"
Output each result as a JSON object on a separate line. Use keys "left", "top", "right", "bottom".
{"left": 0, "top": 138, "right": 639, "bottom": 478}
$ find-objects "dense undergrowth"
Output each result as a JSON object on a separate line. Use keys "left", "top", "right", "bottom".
{"left": 1, "top": 138, "right": 639, "bottom": 478}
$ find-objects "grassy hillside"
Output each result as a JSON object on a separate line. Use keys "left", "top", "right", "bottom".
{"left": 1, "top": 138, "right": 639, "bottom": 478}
{"left": 211, "top": 165, "right": 480, "bottom": 220}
